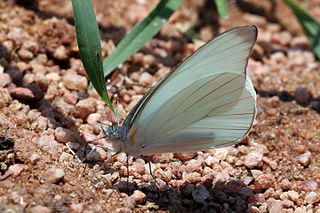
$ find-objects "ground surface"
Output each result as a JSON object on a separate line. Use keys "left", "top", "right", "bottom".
{"left": 0, "top": 0, "right": 320, "bottom": 212}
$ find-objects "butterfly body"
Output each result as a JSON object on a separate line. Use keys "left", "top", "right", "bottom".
{"left": 105, "top": 26, "right": 258, "bottom": 158}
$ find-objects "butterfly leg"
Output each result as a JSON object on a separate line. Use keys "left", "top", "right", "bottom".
{"left": 126, "top": 153, "right": 130, "bottom": 187}
{"left": 100, "top": 150, "right": 121, "bottom": 170}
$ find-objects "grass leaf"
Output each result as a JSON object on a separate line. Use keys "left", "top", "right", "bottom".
{"left": 214, "top": 0, "right": 228, "bottom": 18}
{"left": 283, "top": 0, "right": 320, "bottom": 59}
{"left": 72, "top": 0, "right": 120, "bottom": 116}
{"left": 101, "top": 0, "right": 183, "bottom": 79}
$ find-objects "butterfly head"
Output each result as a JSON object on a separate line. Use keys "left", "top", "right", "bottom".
{"left": 103, "top": 125, "right": 128, "bottom": 152}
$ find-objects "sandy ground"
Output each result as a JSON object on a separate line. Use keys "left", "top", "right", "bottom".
{"left": 0, "top": 0, "right": 320, "bottom": 212}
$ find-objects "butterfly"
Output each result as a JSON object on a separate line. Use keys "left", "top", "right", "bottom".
{"left": 99, "top": 26, "right": 257, "bottom": 169}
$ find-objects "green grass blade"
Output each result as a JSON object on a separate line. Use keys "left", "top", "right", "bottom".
{"left": 283, "top": 0, "right": 320, "bottom": 59}
{"left": 214, "top": 0, "right": 228, "bottom": 18}
{"left": 102, "top": 0, "right": 183, "bottom": 79}
{"left": 72, "top": 0, "right": 119, "bottom": 116}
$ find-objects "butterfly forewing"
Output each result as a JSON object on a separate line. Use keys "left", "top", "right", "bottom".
{"left": 123, "top": 26, "right": 257, "bottom": 156}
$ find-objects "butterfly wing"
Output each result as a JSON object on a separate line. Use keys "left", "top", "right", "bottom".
{"left": 124, "top": 26, "right": 257, "bottom": 156}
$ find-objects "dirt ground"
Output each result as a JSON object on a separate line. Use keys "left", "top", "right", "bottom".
{"left": 1, "top": 0, "right": 320, "bottom": 212}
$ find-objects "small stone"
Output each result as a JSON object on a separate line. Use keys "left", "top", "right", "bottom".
{"left": 6, "top": 67, "right": 23, "bottom": 85}
{"left": 8, "top": 164, "right": 24, "bottom": 177}
{"left": 310, "top": 100, "right": 320, "bottom": 111}
{"left": 30, "top": 154, "right": 41, "bottom": 164}
{"left": 254, "top": 174, "right": 274, "bottom": 190}
{"left": 298, "top": 151, "right": 311, "bottom": 166}
{"left": 266, "top": 198, "right": 283, "bottom": 213}
{"left": 54, "top": 45, "right": 68, "bottom": 60}
{"left": 127, "top": 95, "right": 143, "bottom": 112}
{"left": 46, "top": 72, "right": 61, "bottom": 82}
{"left": 183, "top": 183, "right": 195, "bottom": 196}
{"left": 63, "top": 73, "right": 88, "bottom": 90}
{"left": 174, "top": 152, "right": 197, "bottom": 161}
{"left": 55, "top": 127, "right": 73, "bottom": 143}
{"left": 305, "top": 192, "right": 319, "bottom": 204}
{"left": 87, "top": 113, "right": 101, "bottom": 125}
{"left": 294, "top": 207, "right": 307, "bottom": 213}
{"left": 302, "top": 181, "right": 318, "bottom": 192}
{"left": 280, "top": 178, "right": 292, "bottom": 190}
{"left": 63, "top": 91, "right": 78, "bottom": 105}
{"left": 123, "top": 94, "right": 132, "bottom": 104}
{"left": 37, "top": 135, "right": 64, "bottom": 154}
{"left": 264, "top": 188, "right": 275, "bottom": 198}
{"left": 287, "top": 190, "right": 299, "bottom": 202}
{"left": 18, "top": 48, "right": 33, "bottom": 60}
{"left": 130, "top": 190, "right": 146, "bottom": 204}
{"left": 226, "top": 179, "right": 246, "bottom": 193}
{"left": 245, "top": 152, "right": 263, "bottom": 169}
{"left": 0, "top": 73, "right": 11, "bottom": 87}
{"left": 214, "top": 148, "right": 228, "bottom": 161}
{"left": 139, "top": 72, "right": 154, "bottom": 86}
{"left": 266, "top": 108, "right": 277, "bottom": 116}
{"left": 29, "top": 205, "right": 51, "bottom": 213}
{"left": 295, "top": 87, "right": 311, "bottom": 105}
{"left": 46, "top": 167, "right": 65, "bottom": 184}
{"left": 192, "top": 184, "right": 209, "bottom": 203}
{"left": 72, "top": 98, "right": 97, "bottom": 119}
{"left": 69, "top": 203, "right": 84, "bottom": 213}
{"left": 142, "top": 55, "right": 156, "bottom": 67}
{"left": 10, "top": 87, "right": 37, "bottom": 101}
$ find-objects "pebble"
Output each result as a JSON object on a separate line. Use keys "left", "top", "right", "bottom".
{"left": 298, "top": 151, "right": 311, "bottom": 166}
{"left": 245, "top": 152, "right": 263, "bottom": 169}
{"left": 69, "top": 203, "right": 84, "bottom": 213}
{"left": 214, "top": 148, "right": 229, "bottom": 161}
{"left": 254, "top": 174, "right": 274, "bottom": 190}
{"left": 266, "top": 198, "right": 283, "bottom": 213}
{"left": 130, "top": 190, "right": 146, "bottom": 204}
{"left": 10, "top": 87, "right": 38, "bottom": 101}
{"left": 37, "top": 135, "right": 64, "bottom": 154}
{"left": 72, "top": 98, "right": 97, "bottom": 119}
{"left": 295, "top": 87, "right": 311, "bottom": 105}
{"left": 63, "top": 91, "right": 78, "bottom": 105}
{"left": 280, "top": 178, "right": 292, "bottom": 190}
{"left": 310, "top": 100, "right": 320, "bottom": 113}
{"left": 46, "top": 72, "right": 61, "bottom": 82}
{"left": 46, "top": 167, "right": 65, "bottom": 184}
{"left": 174, "top": 152, "right": 197, "bottom": 161}
{"left": 62, "top": 73, "right": 88, "bottom": 90}
{"left": 6, "top": 67, "right": 23, "bottom": 84}
{"left": 8, "top": 164, "right": 25, "bottom": 177}
{"left": 54, "top": 45, "right": 68, "bottom": 60}
{"left": 302, "top": 181, "right": 318, "bottom": 192}
{"left": 54, "top": 127, "right": 73, "bottom": 143}
{"left": 127, "top": 95, "right": 143, "bottom": 112}
{"left": 0, "top": 73, "right": 11, "bottom": 87}
{"left": 192, "top": 184, "right": 209, "bottom": 203}
{"left": 29, "top": 205, "right": 51, "bottom": 213}
{"left": 226, "top": 179, "right": 246, "bottom": 193}
{"left": 266, "top": 108, "right": 277, "bottom": 116}
{"left": 304, "top": 192, "right": 319, "bottom": 204}
{"left": 30, "top": 154, "right": 41, "bottom": 164}
{"left": 18, "top": 48, "right": 33, "bottom": 60}
{"left": 287, "top": 190, "right": 300, "bottom": 202}
{"left": 87, "top": 113, "right": 101, "bottom": 125}
{"left": 142, "top": 55, "right": 156, "bottom": 67}
{"left": 183, "top": 183, "right": 195, "bottom": 197}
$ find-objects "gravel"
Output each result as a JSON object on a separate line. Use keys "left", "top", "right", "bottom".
{"left": 0, "top": 0, "right": 320, "bottom": 212}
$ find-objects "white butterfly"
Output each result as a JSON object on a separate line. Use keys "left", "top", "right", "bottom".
{"left": 105, "top": 26, "right": 257, "bottom": 158}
